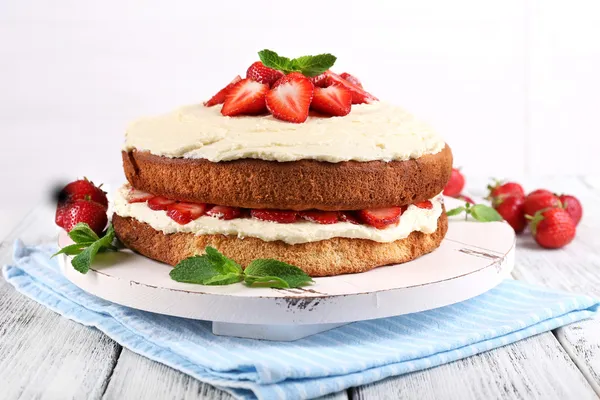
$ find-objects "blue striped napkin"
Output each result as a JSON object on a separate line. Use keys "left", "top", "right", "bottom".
{"left": 3, "top": 241, "right": 599, "bottom": 400}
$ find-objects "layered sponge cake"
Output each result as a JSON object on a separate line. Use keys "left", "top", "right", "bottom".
{"left": 113, "top": 54, "right": 452, "bottom": 276}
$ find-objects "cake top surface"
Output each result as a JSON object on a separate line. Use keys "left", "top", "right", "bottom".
{"left": 123, "top": 101, "right": 445, "bottom": 163}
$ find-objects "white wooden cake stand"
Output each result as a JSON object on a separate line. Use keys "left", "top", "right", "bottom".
{"left": 58, "top": 209, "right": 515, "bottom": 341}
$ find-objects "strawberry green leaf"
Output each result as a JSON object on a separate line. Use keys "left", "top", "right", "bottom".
{"left": 469, "top": 204, "right": 503, "bottom": 222}
{"left": 258, "top": 49, "right": 294, "bottom": 73}
{"left": 290, "top": 54, "right": 337, "bottom": 77}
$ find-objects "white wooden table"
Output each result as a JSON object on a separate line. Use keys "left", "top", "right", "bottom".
{"left": 1, "top": 177, "right": 599, "bottom": 399}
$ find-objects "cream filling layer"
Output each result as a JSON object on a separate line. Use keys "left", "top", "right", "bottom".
{"left": 112, "top": 186, "right": 444, "bottom": 244}
{"left": 123, "top": 102, "right": 445, "bottom": 163}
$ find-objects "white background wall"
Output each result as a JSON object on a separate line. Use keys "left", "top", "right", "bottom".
{"left": 1, "top": 0, "right": 600, "bottom": 236}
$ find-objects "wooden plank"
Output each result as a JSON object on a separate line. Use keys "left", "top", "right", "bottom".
{"left": 351, "top": 333, "right": 597, "bottom": 400}
{"left": 511, "top": 177, "right": 600, "bottom": 395}
{"left": 0, "top": 203, "right": 121, "bottom": 399}
{"left": 103, "top": 348, "right": 349, "bottom": 400}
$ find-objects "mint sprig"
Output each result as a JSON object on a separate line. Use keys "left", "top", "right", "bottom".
{"left": 258, "top": 49, "right": 336, "bottom": 77}
{"left": 53, "top": 223, "right": 117, "bottom": 274}
{"left": 447, "top": 202, "right": 503, "bottom": 222}
{"left": 170, "top": 246, "right": 314, "bottom": 288}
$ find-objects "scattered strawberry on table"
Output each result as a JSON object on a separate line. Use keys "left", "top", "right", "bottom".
{"left": 443, "top": 169, "right": 583, "bottom": 249}
{"left": 204, "top": 49, "right": 378, "bottom": 122}
{"left": 55, "top": 178, "right": 109, "bottom": 235}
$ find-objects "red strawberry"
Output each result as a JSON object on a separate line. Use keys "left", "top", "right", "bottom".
{"left": 415, "top": 200, "right": 433, "bottom": 209}
{"left": 494, "top": 195, "right": 526, "bottom": 233}
{"left": 310, "top": 85, "right": 352, "bottom": 117}
{"left": 443, "top": 168, "right": 465, "bottom": 197}
{"left": 166, "top": 202, "right": 208, "bottom": 225}
{"left": 127, "top": 188, "right": 154, "bottom": 203}
{"left": 310, "top": 73, "right": 329, "bottom": 88}
{"left": 457, "top": 194, "right": 476, "bottom": 204}
{"left": 55, "top": 203, "right": 69, "bottom": 228}
{"left": 558, "top": 194, "right": 582, "bottom": 225}
{"left": 61, "top": 199, "right": 108, "bottom": 235}
{"left": 324, "top": 71, "right": 377, "bottom": 104}
{"left": 58, "top": 178, "right": 108, "bottom": 209}
{"left": 221, "top": 78, "right": 269, "bottom": 116}
{"left": 339, "top": 211, "right": 361, "bottom": 225}
{"left": 147, "top": 196, "right": 176, "bottom": 211}
{"left": 488, "top": 181, "right": 525, "bottom": 201}
{"left": 528, "top": 189, "right": 553, "bottom": 197}
{"left": 206, "top": 205, "right": 243, "bottom": 220}
{"left": 299, "top": 210, "right": 339, "bottom": 224}
{"left": 357, "top": 207, "right": 403, "bottom": 229}
{"left": 340, "top": 72, "right": 363, "bottom": 88}
{"left": 251, "top": 209, "right": 298, "bottom": 224}
{"left": 204, "top": 75, "right": 242, "bottom": 107}
{"left": 246, "top": 62, "right": 284, "bottom": 86}
{"left": 524, "top": 192, "right": 561, "bottom": 217}
{"left": 265, "top": 72, "right": 314, "bottom": 123}
{"left": 529, "top": 208, "right": 576, "bottom": 249}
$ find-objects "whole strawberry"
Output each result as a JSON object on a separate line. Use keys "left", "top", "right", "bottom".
{"left": 558, "top": 194, "right": 583, "bottom": 226}
{"left": 58, "top": 178, "right": 108, "bottom": 209}
{"left": 443, "top": 168, "right": 465, "bottom": 197}
{"left": 529, "top": 208, "right": 576, "bottom": 249}
{"left": 494, "top": 195, "right": 526, "bottom": 233}
{"left": 61, "top": 199, "right": 108, "bottom": 235}
{"left": 528, "top": 189, "right": 553, "bottom": 197}
{"left": 524, "top": 192, "right": 561, "bottom": 217}
{"left": 488, "top": 180, "right": 525, "bottom": 201}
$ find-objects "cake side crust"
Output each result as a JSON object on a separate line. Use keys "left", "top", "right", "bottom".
{"left": 112, "top": 209, "right": 448, "bottom": 277}
{"left": 122, "top": 144, "right": 453, "bottom": 211}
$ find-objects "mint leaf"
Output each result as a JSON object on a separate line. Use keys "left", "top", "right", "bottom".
{"left": 291, "top": 54, "right": 336, "bottom": 77}
{"left": 170, "top": 251, "right": 243, "bottom": 285}
{"left": 244, "top": 259, "right": 313, "bottom": 288}
{"left": 205, "top": 246, "right": 243, "bottom": 274}
{"left": 258, "top": 49, "right": 294, "bottom": 73}
{"left": 71, "top": 224, "right": 116, "bottom": 274}
{"left": 446, "top": 206, "right": 466, "bottom": 217}
{"left": 68, "top": 223, "right": 100, "bottom": 243}
{"left": 203, "top": 272, "right": 244, "bottom": 286}
{"left": 244, "top": 275, "right": 290, "bottom": 289}
{"left": 469, "top": 204, "right": 503, "bottom": 222}
{"left": 52, "top": 242, "right": 93, "bottom": 257}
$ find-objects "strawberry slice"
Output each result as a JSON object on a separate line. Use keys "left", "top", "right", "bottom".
{"left": 310, "top": 73, "right": 329, "bottom": 88}
{"left": 310, "top": 84, "right": 352, "bottom": 117}
{"left": 204, "top": 75, "right": 242, "bottom": 107}
{"left": 415, "top": 200, "right": 433, "bottom": 210}
{"left": 357, "top": 207, "right": 403, "bottom": 229}
{"left": 207, "top": 205, "right": 243, "bottom": 220}
{"left": 251, "top": 209, "right": 298, "bottom": 224}
{"left": 299, "top": 210, "right": 339, "bottom": 225}
{"left": 325, "top": 71, "right": 377, "bottom": 104}
{"left": 265, "top": 72, "right": 314, "bottom": 123}
{"left": 166, "top": 202, "right": 208, "bottom": 225}
{"left": 127, "top": 188, "right": 154, "bottom": 203}
{"left": 339, "top": 211, "right": 361, "bottom": 225}
{"left": 340, "top": 72, "right": 363, "bottom": 88}
{"left": 221, "top": 78, "right": 269, "bottom": 116}
{"left": 147, "top": 196, "right": 176, "bottom": 211}
{"left": 246, "top": 62, "right": 284, "bottom": 86}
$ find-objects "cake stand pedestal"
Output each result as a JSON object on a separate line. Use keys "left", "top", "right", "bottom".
{"left": 58, "top": 217, "right": 515, "bottom": 341}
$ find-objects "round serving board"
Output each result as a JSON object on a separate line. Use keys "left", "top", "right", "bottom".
{"left": 59, "top": 201, "right": 515, "bottom": 341}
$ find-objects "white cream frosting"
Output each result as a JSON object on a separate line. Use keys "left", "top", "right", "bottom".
{"left": 113, "top": 186, "right": 444, "bottom": 244}
{"left": 123, "top": 102, "right": 445, "bottom": 163}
